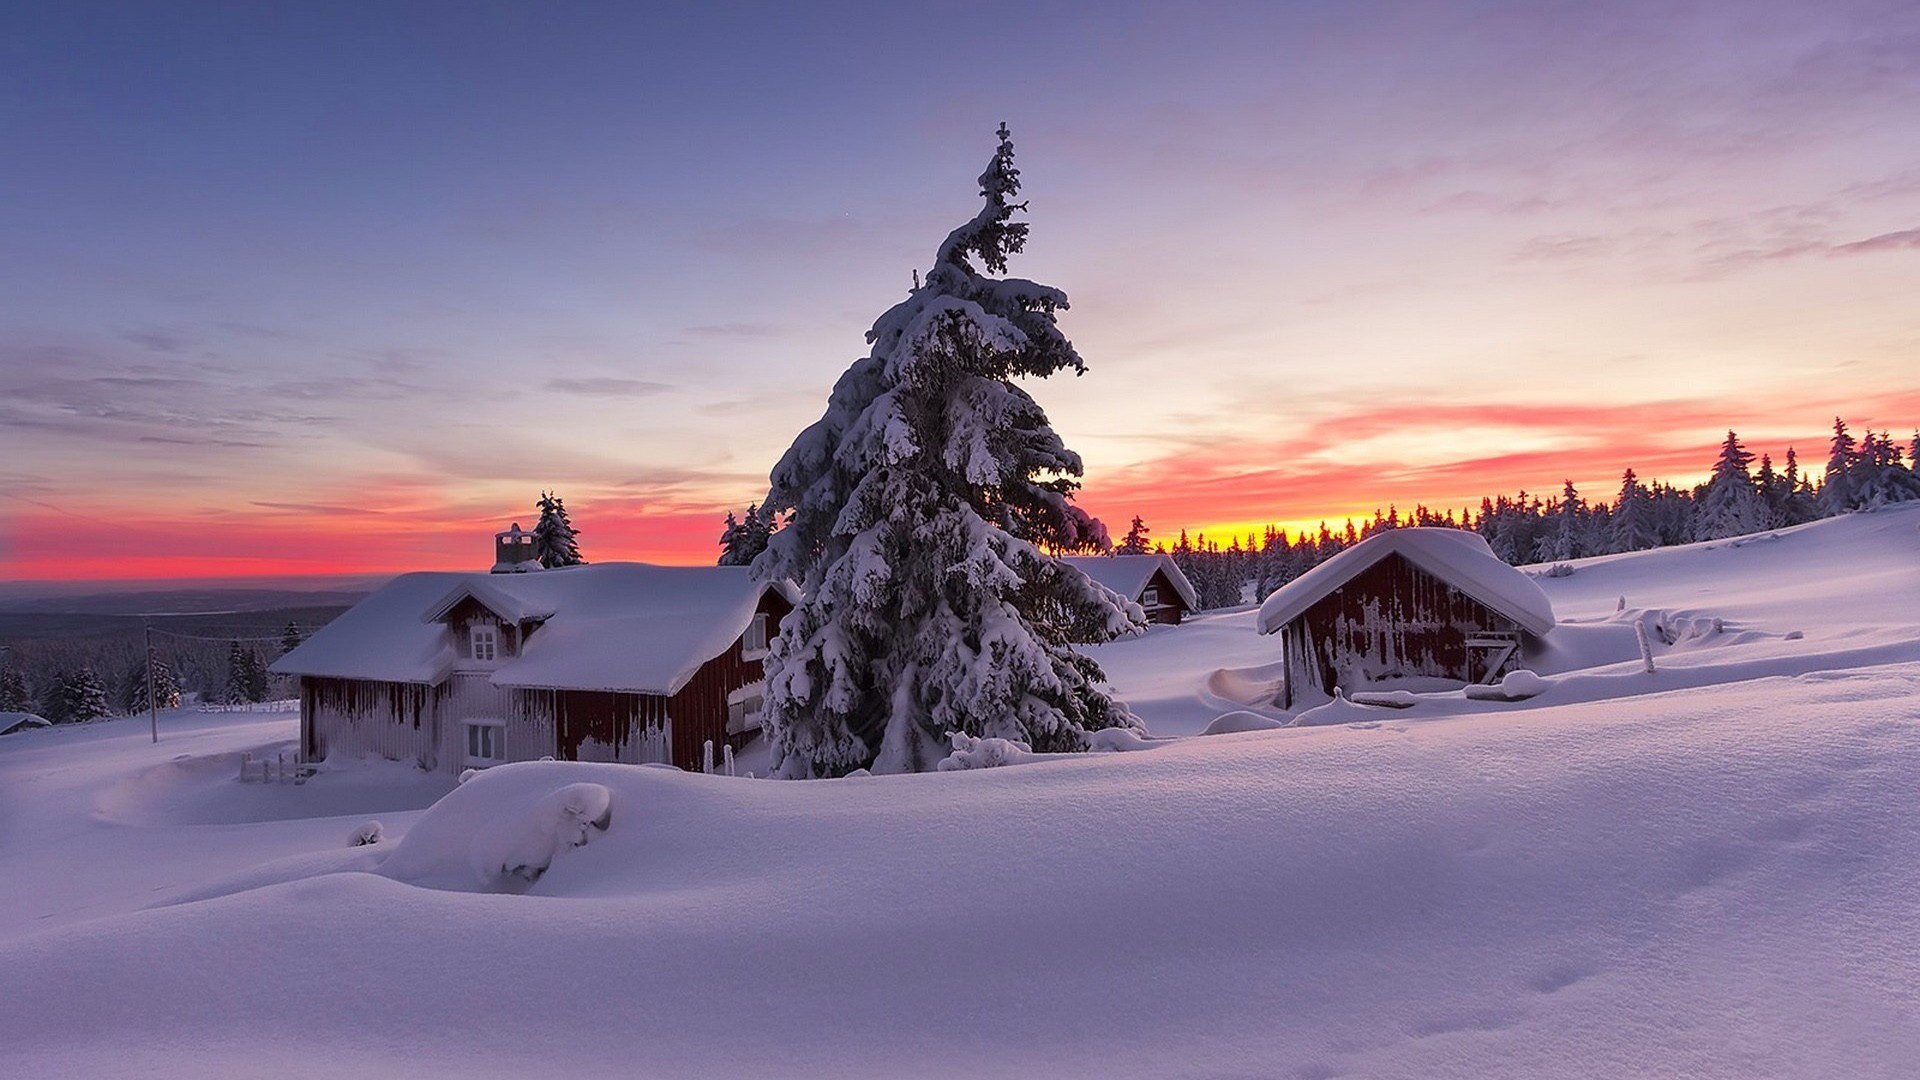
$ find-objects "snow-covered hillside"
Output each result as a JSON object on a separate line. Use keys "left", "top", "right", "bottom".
{"left": 3, "top": 505, "right": 1918, "bottom": 1079}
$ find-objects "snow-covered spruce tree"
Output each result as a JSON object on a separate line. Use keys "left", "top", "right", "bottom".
{"left": 1115, "top": 515, "right": 1151, "bottom": 555}
{"left": 1854, "top": 430, "right": 1920, "bottom": 507}
{"left": 1536, "top": 480, "right": 1583, "bottom": 562}
{"left": 0, "top": 663, "right": 31, "bottom": 713}
{"left": 752, "top": 125, "right": 1143, "bottom": 777}
{"left": 48, "top": 668, "right": 111, "bottom": 723}
{"left": 280, "top": 620, "right": 304, "bottom": 656}
{"left": 223, "top": 640, "right": 267, "bottom": 704}
{"left": 1610, "top": 469, "right": 1657, "bottom": 553}
{"left": 124, "top": 656, "right": 182, "bottom": 713}
{"left": 1695, "top": 430, "right": 1768, "bottom": 541}
{"left": 717, "top": 502, "right": 775, "bottom": 566}
{"left": 532, "top": 492, "right": 586, "bottom": 568}
{"left": 1820, "top": 417, "right": 1859, "bottom": 516}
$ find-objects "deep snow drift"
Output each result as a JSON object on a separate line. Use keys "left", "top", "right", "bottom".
{"left": 2, "top": 504, "right": 1917, "bottom": 1079}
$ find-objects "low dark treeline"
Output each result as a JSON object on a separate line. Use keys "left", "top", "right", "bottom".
{"left": 0, "top": 605, "right": 349, "bottom": 723}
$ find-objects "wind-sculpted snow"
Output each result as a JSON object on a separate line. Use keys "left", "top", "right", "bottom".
{"left": 6, "top": 668, "right": 1920, "bottom": 1078}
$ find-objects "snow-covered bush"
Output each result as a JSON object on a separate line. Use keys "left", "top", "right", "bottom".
{"left": 349, "top": 821, "right": 384, "bottom": 847}
{"left": 936, "top": 731, "right": 1034, "bottom": 771}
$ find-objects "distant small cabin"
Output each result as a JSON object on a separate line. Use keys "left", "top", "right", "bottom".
{"left": 270, "top": 561, "right": 795, "bottom": 775}
{"left": 1061, "top": 554, "right": 1198, "bottom": 625}
{"left": 0, "top": 712, "right": 52, "bottom": 736}
{"left": 1255, "top": 529, "right": 1555, "bottom": 709}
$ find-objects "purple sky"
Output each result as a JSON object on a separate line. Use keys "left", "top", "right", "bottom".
{"left": 3, "top": 1, "right": 1918, "bottom": 578}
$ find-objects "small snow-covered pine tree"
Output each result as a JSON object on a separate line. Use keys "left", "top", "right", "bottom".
{"left": 223, "top": 640, "right": 268, "bottom": 704}
{"left": 752, "top": 124, "right": 1143, "bottom": 777}
{"left": 1780, "top": 447, "right": 1816, "bottom": 526}
{"left": 1695, "top": 430, "right": 1768, "bottom": 540}
{"left": 718, "top": 503, "right": 775, "bottom": 566}
{"left": 48, "top": 668, "right": 111, "bottom": 723}
{"left": 532, "top": 492, "right": 586, "bottom": 567}
{"left": 1820, "top": 417, "right": 1859, "bottom": 516}
{"left": 1537, "top": 480, "right": 1583, "bottom": 562}
{"left": 0, "top": 664, "right": 31, "bottom": 713}
{"left": 1610, "top": 468, "right": 1657, "bottom": 553}
{"left": 1115, "top": 516, "right": 1151, "bottom": 555}
{"left": 1854, "top": 430, "right": 1920, "bottom": 508}
{"left": 125, "top": 656, "right": 183, "bottom": 713}
{"left": 280, "top": 620, "right": 304, "bottom": 656}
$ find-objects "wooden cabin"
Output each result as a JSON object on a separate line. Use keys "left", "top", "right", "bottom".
{"left": 1061, "top": 554, "right": 1198, "bottom": 625}
{"left": 1254, "top": 528, "right": 1555, "bottom": 709}
{"left": 271, "top": 560, "right": 795, "bottom": 775}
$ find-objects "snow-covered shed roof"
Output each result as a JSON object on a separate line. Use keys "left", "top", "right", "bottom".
{"left": 0, "top": 712, "right": 51, "bottom": 735}
{"left": 1255, "top": 528, "right": 1556, "bottom": 638}
{"left": 271, "top": 564, "right": 798, "bottom": 696}
{"left": 1060, "top": 554, "right": 1199, "bottom": 611}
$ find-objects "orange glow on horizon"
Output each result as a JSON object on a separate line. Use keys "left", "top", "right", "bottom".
{"left": 8, "top": 398, "right": 1913, "bottom": 583}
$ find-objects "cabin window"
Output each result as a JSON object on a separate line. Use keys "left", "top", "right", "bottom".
{"left": 465, "top": 720, "right": 505, "bottom": 765}
{"left": 727, "top": 682, "right": 765, "bottom": 734}
{"left": 741, "top": 612, "right": 770, "bottom": 658}
{"left": 1141, "top": 586, "right": 1161, "bottom": 608}
{"left": 470, "top": 625, "right": 498, "bottom": 662}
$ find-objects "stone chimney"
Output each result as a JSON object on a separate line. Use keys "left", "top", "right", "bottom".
{"left": 492, "top": 522, "right": 541, "bottom": 573}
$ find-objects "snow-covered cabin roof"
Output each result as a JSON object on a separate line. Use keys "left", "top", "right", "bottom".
{"left": 271, "top": 564, "right": 799, "bottom": 696}
{"left": 1255, "top": 528, "right": 1556, "bottom": 638}
{"left": 0, "top": 712, "right": 51, "bottom": 735}
{"left": 1060, "top": 554, "right": 1199, "bottom": 611}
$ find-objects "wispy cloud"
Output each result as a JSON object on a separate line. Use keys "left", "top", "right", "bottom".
{"left": 544, "top": 377, "right": 676, "bottom": 397}
{"left": 684, "top": 322, "right": 779, "bottom": 338}
{"left": 119, "top": 328, "right": 190, "bottom": 353}
{"left": 249, "top": 500, "right": 385, "bottom": 516}
{"left": 1831, "top": 227, "right": 1920, "bottom": 256}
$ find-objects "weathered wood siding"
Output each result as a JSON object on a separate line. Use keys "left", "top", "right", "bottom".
{"left": 521, "top": 689, "right": 672, "bottom": 766}
{"left": 664, "top": 589, "right": 791, "bottom": 770}
{"left": 1280, "top": 551, "right": 1524, "bottom": 708}
{"left": 300, "top": 676, "right": 439, "bottom": 768}
{"left": 1142, "top": 569, "right": 1188, "bottom": 625}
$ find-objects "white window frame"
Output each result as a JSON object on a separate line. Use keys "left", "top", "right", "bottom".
{"left": 1140, "top": 586, "right": 1161, "bottom": 608}
{"left": 726, "top": 681, "right": 765, "bottom": 734}
{"left": 741, "top": 612, "right": 770, "bottom": 660}
{"left": 470, "top": 624, "right": 498, "bottom": 662}
{"left": 464, "top": 719, "right": 506, "bottom": 766}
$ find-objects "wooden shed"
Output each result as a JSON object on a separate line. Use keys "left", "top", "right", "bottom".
{"left": 272, "top": 563, "right": 795, "bottom": 775}
{"left": 1254, "top": 528, "right": 1556, "bottom": 709}
{"left": 1061, "top": 554, "right": 1199, "bottom": 625}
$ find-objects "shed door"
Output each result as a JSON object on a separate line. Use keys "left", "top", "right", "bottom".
{"left": 1465, "top": 633, "right": 1519, "bottom": 684}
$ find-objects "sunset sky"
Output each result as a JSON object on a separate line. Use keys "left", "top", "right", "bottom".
{"left": 4, "top": 1, "right": 1918, "bottom": 581}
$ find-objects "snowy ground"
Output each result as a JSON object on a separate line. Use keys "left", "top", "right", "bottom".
{"left": 3, "top": 504, "right": 1918, "bottom": 1079}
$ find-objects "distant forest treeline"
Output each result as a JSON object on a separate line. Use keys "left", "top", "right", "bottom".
{"left": 1127, "top": 418, "right": 1920, "bottom": 611}
{"left": 0, "top": 606, "right": 349, "bottom": 724}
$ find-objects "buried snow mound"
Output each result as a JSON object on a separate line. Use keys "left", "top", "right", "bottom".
{"left": 377, "top": 764, "right": 612, "bottom": 893}
{"left": 1202, "top": 710, "right": 1288, "bottom": 735}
